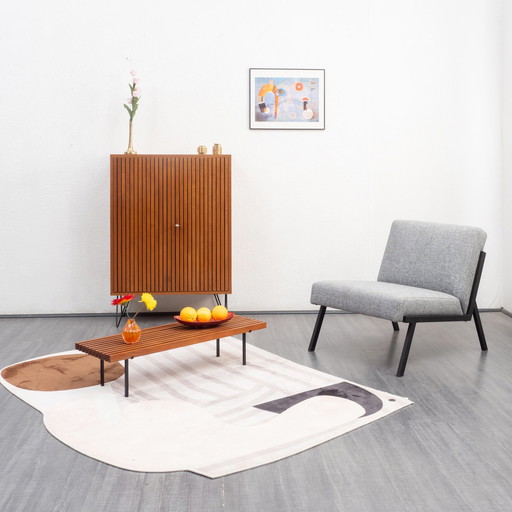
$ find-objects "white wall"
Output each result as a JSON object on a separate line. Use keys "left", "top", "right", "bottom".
{"left": 503, "top": 0, "right": 512, "bottom": 311}
{"left": 0, "top": 0, "right": 503, "bottom": 314}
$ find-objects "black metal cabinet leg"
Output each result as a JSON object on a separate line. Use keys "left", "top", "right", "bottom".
{"left": 397, "top": 323, "right": 416, "bottom": 377}
{"left": 216, "top": 339, "right": 220, "bottom": 357}
{"left": 213, "top": 294, "right": 228, "bottom": 308}
{"left": 392, "top": 322, "right": 400, "bottom": 331}
{"left": 308, "top": 306, "right": 327, "bottom": 352}
{"left": 100, "top": 360, "right": 105, "bottom": 386}
{"left": 124, "top": 359, "right": 129, "bottom": 397}
{"left": 242, "top": 333, "right": 246, "bottom": 365}
{"left": 115, "top": 301, "right": 128, "bottom": 328}
{"left": 473, "top": 306, "right": 488, "bottom": 351}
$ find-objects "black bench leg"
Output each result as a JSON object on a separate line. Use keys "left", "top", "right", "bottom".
{"left": 124, "top": 359, "right": 129, "bottom": 397}
{"left": 392, "top": 322, "right": 400, "bottom": 332}
{"left": 397, "top": 322, "right": 416, "bottom": 377}
{"left": 308, "top": 306, "right": 327, "bottom": 352}
{"left": 100, "top": 360, "right": 105, "bottom": 386}
{"left": 473, "top": 306, "right": 488, "bottom": 351}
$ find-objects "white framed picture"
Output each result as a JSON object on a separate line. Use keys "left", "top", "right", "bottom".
{"left": 249, "top": 68, "right": 325, "bottom": 130}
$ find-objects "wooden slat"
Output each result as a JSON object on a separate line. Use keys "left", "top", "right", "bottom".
{"left": 191, "top": 157, "right": 197, "bottom": 292}
{"left": 110, "top": 156, "right": 117, "bottom": 292}
{"left": 177, "top": 157, "right": 184, "bottom": 291}
{"left": 207, "top": 158, "right": 213, "bottom": 291}
{"left": 75, "top": 315, "right": 266, "bottom": 363}
{"left": 226, "top": 159, "right": 232, "bottom": 291}
{"left": 128, "top": 157, "right": 134, "bottom": 291}
{"left": 185, "top": 157, "right": 192, "bottom": 291}
{"left": 218, "top": 157, "right": 223, "bottom": 291}
{"left": 148, "top": 157, "right": 154, "bottom": 291}
{"left": 200, "top": 157, "right": 206, "bottom": 291}
{"left": 212, "top": 158, "right": 218, "bottom": 291}
{"left": 137, "top": 156, "right": 143, "bottom": 291}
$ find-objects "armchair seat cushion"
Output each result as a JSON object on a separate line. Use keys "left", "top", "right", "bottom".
{"left": 311, "top": 280, "right": 464, "bottom": 322}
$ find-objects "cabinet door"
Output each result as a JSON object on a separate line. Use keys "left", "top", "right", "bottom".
{"left": 172, "top": 156, "right": 231, "bottom": 294}
{"left": 110, "top": 156, "right": 171, "bottom": 294}
{"left": 111, "top": 155, "right": 231, "bottom": 295}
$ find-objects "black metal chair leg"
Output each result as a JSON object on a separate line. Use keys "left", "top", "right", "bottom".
{"left": 397, "top": 323, "right": 416, "bottom": 377}
{"left": 308, "top": 306, "right": 327, "bottom": 352}
{"left": 473, "top": 306, "right": 488, "bottom": 351}
{"left": 392, "top": 322, "right": 400, "bottom": 332}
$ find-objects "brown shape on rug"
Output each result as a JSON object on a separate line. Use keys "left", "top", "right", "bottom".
{"left": 1, "top": 354, "right": 124, "bottom": 391}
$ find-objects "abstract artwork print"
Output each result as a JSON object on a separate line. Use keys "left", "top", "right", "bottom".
{"left": 250, "top": 68, "right": 325, "bottom": 129}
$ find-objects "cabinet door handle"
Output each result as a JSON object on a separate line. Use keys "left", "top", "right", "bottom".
{"left": 175, "top": 224, "right": 180, "bottom": 228}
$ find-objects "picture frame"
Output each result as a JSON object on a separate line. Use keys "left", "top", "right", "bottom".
{"left": 249, "top": 68, "right": 325, "bottom": 130}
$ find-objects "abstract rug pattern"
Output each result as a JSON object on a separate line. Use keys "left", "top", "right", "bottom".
{"left": 0, "top": 338, "right": 412, "bottom": 478}
{"left": 1, "top": 354, "right": 123, "bottom": 391}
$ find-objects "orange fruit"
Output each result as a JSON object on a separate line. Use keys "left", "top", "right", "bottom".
{"left": 180, "top": 307, "right": 197, "bottom": 322}
{"left": 197, "top": 307, "right": 212, "bottom": 322}
{"left": 211, "top": 305, "right": 229, "bottom": 320}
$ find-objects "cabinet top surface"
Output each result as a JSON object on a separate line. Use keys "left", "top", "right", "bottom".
{"left": 111, "top": 154, "right": 231, "bottom": 157}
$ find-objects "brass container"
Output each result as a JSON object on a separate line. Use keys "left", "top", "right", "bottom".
{"left": 197, "top": 145, "right": 207, "bottom": 154}
{"left": 212, "top": 143, "right": 222, "bottom": 155}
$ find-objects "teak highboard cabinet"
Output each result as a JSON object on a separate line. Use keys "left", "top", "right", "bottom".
{"left": 110, "top": 154, "right": 231, "bottom": 297}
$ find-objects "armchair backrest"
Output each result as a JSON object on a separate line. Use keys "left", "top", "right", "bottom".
{"left": 377, "top": 220, "right": 487, "bottom": 313}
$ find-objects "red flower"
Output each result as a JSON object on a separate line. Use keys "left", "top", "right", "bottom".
{"left": 112, "top": 294, "right": 135, "bottom": 306}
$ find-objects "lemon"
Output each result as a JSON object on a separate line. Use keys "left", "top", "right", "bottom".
{"left": 211, "top": 305, "right": 229, "bottom": 320}
{"left": 197, "top": 307, "right": 212, "bottom": 322}
{"left": 180, "top": 307, "right": 197, "bottom": 322}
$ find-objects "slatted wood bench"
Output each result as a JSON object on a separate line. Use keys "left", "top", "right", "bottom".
{"left": 75, "top": 315, "right": 267, "bottom": 397}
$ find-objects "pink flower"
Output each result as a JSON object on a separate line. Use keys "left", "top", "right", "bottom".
{"left": 130, "top": 69, "right": 137, "bottom": 76}
{"left": 133, "top": 77, "right": 139, "bottom": 84}
{"left": 126, "top": 97, "right": 132, "bottom": 103}
{"left": 133, "top": 88, "right": 141, "bottom": 97}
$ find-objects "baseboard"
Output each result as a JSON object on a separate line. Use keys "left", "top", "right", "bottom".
{"left": 0, "top": 313, "right": 118, "bottom": 319}
{"left": 0, "top": 309, "right": 502, "bottom": 319}
{"left": 0, "top": 310, "right": 344, "bottom": 319}
{"left": 0, "top": 309, "right": 350, "bottom": 319}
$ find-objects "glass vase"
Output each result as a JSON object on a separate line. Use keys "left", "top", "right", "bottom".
{"left": 125, "top": 120, "right": 137, "bottom": 154}
{"left": 122, "top": 318, "right": 141, "bottom": 344}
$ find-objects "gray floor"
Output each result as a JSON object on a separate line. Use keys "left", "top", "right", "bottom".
{"left": 1, "top": 311, "right": 511, "bottom": 512}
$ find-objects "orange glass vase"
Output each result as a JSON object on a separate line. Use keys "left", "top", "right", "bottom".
{"left": 122, "top": 318, "right": 141, "bottom": 344}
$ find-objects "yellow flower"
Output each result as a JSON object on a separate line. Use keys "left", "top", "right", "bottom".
{"left": 139, "top": 293, "right": 157, "bottom": 311}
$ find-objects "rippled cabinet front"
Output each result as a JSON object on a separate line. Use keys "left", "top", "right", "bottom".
{"left": 110, "top": 154, "right": 232, "bottom": 296}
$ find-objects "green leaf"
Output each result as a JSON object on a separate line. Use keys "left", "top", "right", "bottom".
{"left": 124, "top": 104, "right": 134, "bottom": 119}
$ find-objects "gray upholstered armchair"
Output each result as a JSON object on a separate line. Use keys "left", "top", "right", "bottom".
{"left": 309, "top": 220, "right": 488, "bottom": 376}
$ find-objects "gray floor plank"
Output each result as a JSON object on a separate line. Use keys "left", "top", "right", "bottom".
{"left": 0, "top": 312, "right": 511, "bottom": 511}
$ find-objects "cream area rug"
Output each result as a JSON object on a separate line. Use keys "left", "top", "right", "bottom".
{"left": 0, "top": 338, "right": 412, "bottom": 478}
